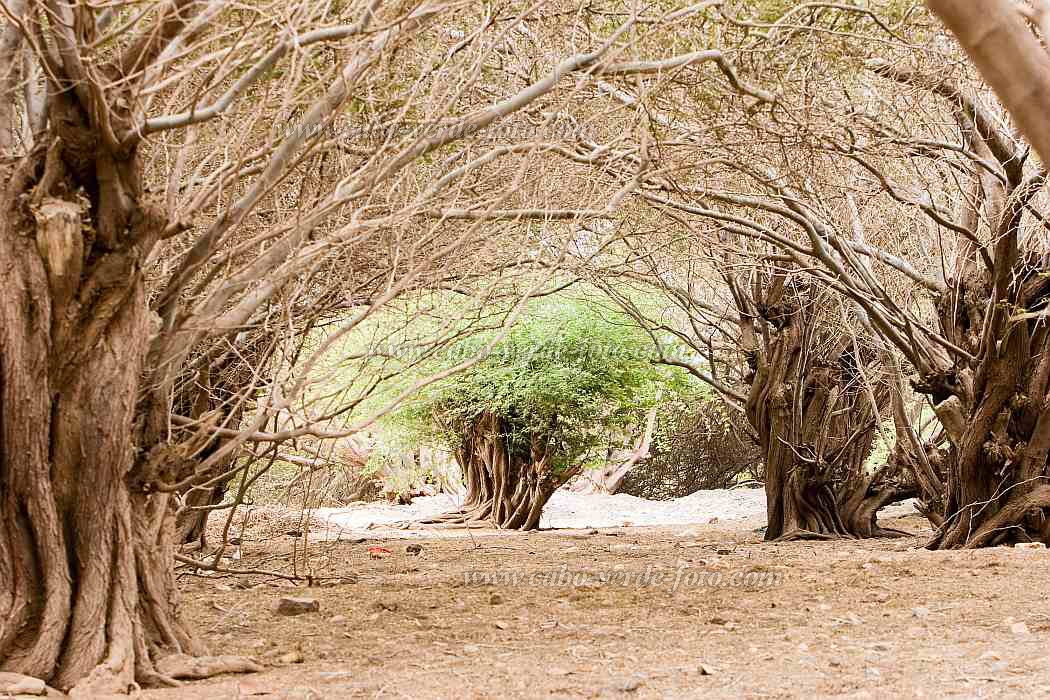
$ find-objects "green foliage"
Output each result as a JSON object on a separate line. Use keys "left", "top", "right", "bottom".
{"left": 393, "top": 296, "right": 696, "bottom": 475}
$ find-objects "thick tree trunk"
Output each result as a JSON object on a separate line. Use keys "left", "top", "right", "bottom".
{"left": 912, "top": 158, "right": 1050, "bottom": 549}
{"left": 735, "top": 275, "right": 916, "bottom": 541}
{"left": 0, "top": 127, "right": 255, "bottom": 693}
{"left": 423, "top": 413, "right": 575, "bottom": 530}
{"left": 925, "top": 271, "right": 1050, "bottom": 549}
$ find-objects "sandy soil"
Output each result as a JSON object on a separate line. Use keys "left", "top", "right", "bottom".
{"left": 314, "top": 487, "right": 771, "bottom": 534}
{"left": 146, "top": 505, "right": 1050, "bottom": 699}
{"left": 307, "top": 487, "right": 917, "bottom": 538}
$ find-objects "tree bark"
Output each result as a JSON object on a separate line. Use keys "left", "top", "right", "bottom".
{"left": 925, "top": 269, "right": 1050, "bottom": 549}
{"left": 423, "top": 412, "right": 576, "bottom": 530}
{"left": 0, "top": 109, "right": 255, "bottom": 694}
{"left": 735, "top": 275, "right": 915, "bottom": 541}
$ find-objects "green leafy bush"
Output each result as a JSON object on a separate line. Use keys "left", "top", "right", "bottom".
{"left": 394, "top": 296, "right": 696, "bottom": 477}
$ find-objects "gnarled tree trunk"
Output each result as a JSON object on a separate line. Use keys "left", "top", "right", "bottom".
{"left": 926, "top": 252, "right": 1050, "bottom": 549}
{"left": 0, "top": 100, "right": 254, "bottom": 694}
{"left": 423, "top": 412, "right": 576, "bottom": 530}
{"left": 733, "top": 274, "right": 917, "bottom": 541}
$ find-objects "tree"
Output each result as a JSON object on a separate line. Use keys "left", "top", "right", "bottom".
{"left": 0, "top": 1, "right": 774, "bottom": 689}
{"left": 592, "top": 2, "right": 1050, "bottom": 548}
{"left": 566, "top": 2, "right": 952, "bottom": 540}
{"left": 395, "top": 297, "right": 691, "bottom": 530}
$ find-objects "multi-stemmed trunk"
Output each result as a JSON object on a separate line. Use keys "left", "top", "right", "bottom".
{"left": 423, "top": 412, "right": 576, "bottom": 530}
{"left": 925, "top": 265, "right": 1050, "bottom": 548}
{"left": 734, "top": 275, "right": 921, "bottom": 541}
{"left": 0, "top": 106, "right": 253, "bottom": 694}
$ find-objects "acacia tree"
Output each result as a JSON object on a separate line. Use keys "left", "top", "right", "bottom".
{"left": 0, "top": 0, "right": 771, "bottom": 692}
{"left": 396, "top": 298, "right": 690, "bottom": 530}
{"left": 606, "top": 2, "right": 1050, "bottom": 548}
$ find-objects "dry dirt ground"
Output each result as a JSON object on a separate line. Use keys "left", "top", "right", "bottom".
{"left": 142, "top": 510, "right": 1050, "bottom": 699}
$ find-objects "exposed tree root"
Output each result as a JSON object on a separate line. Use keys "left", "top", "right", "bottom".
{"left": 956, "top": 485, "right": 1050, "bottom": 549}
{"left": 773, "top": 530, "right": 845, "bottom": 542}
{"left": 155, "top": 654, "right": 263, "bottom": 680}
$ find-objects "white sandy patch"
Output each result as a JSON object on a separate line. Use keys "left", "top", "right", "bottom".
{"left": 308, "top": 487, "right": 921, "bottom": 540}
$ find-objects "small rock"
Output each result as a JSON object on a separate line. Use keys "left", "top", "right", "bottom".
{"left": 617, "top": 675, "right": 645, "bottom": 692}
{"left": 406, "top": 543, "right": 423, "bottom": 555}
{"left": 489, "top": 593, "right": 505, "bottom": 605}
{"left": 1010, "top": 621, "right": 1032, "bottom": 637}
{"left": 708, "top": 517, "right": 720, "bottom": 524}
{"left": 610, "top": 544, "right": 640, "bottom": 553}
{"left": 275, "top": 597, "right": 320, "bottom": 616}
{"left": 494, "top": 621, "right": 509, "bottom": 630}
{"left": 329, "top": 615, "right": 349, "bottom": 624}
{"left": 372, "top": 600, "right": 398, "bottom": 612}
{"left": 1015, "top": 542, "right": 1046, "bottom": 550}
{"left": 911, "top": 606, "right": 931, "bottom": 619}
{"left": 698, "top": 663, "right": 715, "bottom": 675}
{"left": 276, "top": 650, "right": 304, "bottom": 665}
{"left": 872, "top": 641, "right": 893, "bottom": 652}
{"left": 0, "top": 673, "right": 47, "bottom": 696}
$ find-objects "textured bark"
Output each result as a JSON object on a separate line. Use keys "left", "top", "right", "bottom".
{"left": 925, "top": 263, "right": 1050, "bottom": 549}
{"left": 0, "top": 96, "right": 255, "bottom": 693}
{"left": 733, "top": 275, "right": 915, "bottom": 542}
{"left": 423, "top": 412, "right": 577, "bottom": 530}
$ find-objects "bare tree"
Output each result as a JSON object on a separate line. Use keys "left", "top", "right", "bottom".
{"left": 594, "top": 3, "right": 1050, "bottom": 548}
{"left": 0, "top": 0, "right": 771, "bottom": 692}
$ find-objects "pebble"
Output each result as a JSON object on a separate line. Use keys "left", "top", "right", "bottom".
{"left": 275, "top": 597, "right": 320, "bottom": 616}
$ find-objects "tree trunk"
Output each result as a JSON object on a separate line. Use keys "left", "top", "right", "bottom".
{"left": 924, "top": 268, "right": 1050, "bottom": 549}
{"left": 423, "top": 412, "right": 575, "bottom": 530}
{"left": 175, "top": 481, "right": 230, "bottom": 548}
{"left": 735, "top": 275, "right": 914, "bottom": 541}
{"left": 0, "top": 119, "right": 255, "bottom": 693}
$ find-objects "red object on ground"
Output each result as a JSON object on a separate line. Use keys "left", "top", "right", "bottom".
{"left": 368, "top": 546, "right": 393, "bottom": 559}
